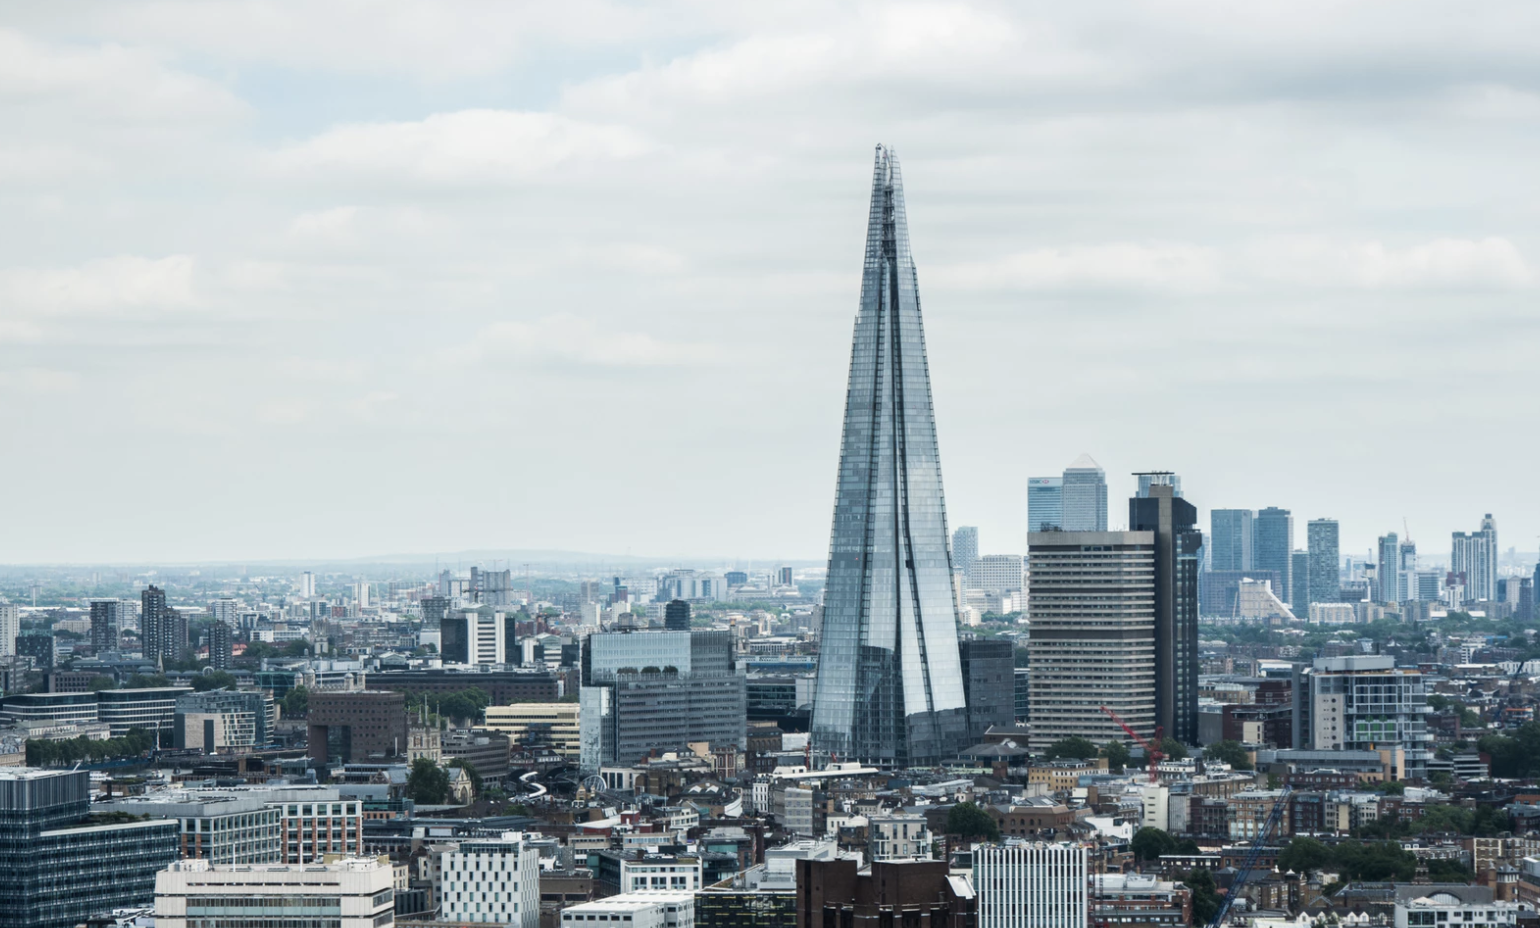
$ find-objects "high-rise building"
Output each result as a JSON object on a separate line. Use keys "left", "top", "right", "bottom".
{"left": 1452, "top": 514, "right": 1498, "bottom": 602}
{"left": 974, "top": 843, "right": 1088, "bottom": 928}
{"left": 1027, "top": 530, "right": 1156, "bottom": 751}
{"left": 958, "top": 638, "right": 1015, "bottom": 743}
{"left": 952, "top": 526, "right": 979, "bottom": 584}
{"left": 298, "top": 571, "right": 316, "bottom": 598}
{"left": 441, "top": 605, "right": 507, "bottom": 666}
{"left": 971, "top": 555, "right": 1025, "bottom": 594}
{"left": 1130, "top": 484, "right": 1202, "bottom": 744}
{"left": 0, "top": 602, "right": 17, "bottom": 658}
{"left": 664, "top": 599, "right": 691, "bottom": 631}
{"left": 208, "top": 622, "right": 233, "bottom": 670}
{"left": 1136, "top": 472, "right": 1182, "bottom": 499}
{"left": 1307, "top": 519, "right": 1340, "bottom": 608}
{"left": 439, "top": 832, "right": 541, "bottom": 928}
{"left": 1375, "top": 532, "right": 1401, "bottom": 603}
{"left": 1290, "top": 550, "right": 1310, "bottom": 615}
{"left": 1299, "top": 655, "right": 1431, "bottom": 779}
{"left": 89, "top": 598, "right": 129, "bottom": 653}
{"left": 142, "top": 585, "right": 187, "bottom": 665}
{"left": 0, "top": 767, "right": 180, "bottom": 928}
{"left": 1027, "top": 477, "right": 1063, "bottom": 532}
{"left": 1210, "top": 509, "right": 1254, "bottom": 572}
{"left": 810, "top": 145, "right": 967, "bottom": 767}
{"left": 155, "top": 857, "right": 394, "bottom": 928}
{"left": 1254, "top": 508, "right": 1294, "bottom": 604}
{"left": 1061, "top": 455, "right": 1108, "bottom": 532}
{"left": 306, "top": 691, "right": 408, "bottom": 766}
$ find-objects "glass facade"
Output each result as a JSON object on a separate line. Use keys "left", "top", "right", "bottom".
{"left": 812, "top": 145, "right": 967, "bottom": 766}
{"left": 1307, "top": 519, "right": 1340, "bottom": 607}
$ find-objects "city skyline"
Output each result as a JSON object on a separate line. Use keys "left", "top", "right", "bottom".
{"left": 2, "top": 7, "right": 1539, "bottom": 564}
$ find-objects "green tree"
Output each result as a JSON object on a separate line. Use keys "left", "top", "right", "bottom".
{"left": 1158, "top": 738, "right": 1188, "bottom": 760}
{"left": 1100, "top": 741, "right": 1131, "bottom": 773}
{"left": 241, "top": 641, "right": 278, "bottom": 662}
{"left": 1202, "top": 739, "right": 1252, "bottom": 770}
{"left": 281, "top": 640, "right": 311, "bottom": 658}
{"left": 405, "top": 758, "right": 450, "bottom": 804}
{"left": 1043, "top": 736, "right": 1099, "bottom": 761}
{"left": 1278, "top": 836, "right": 1332, "bottom": 873}
{"left": 945, "top": 802, "right": 1001, "bottom": 841}
{"left": 87, "top": 675, "right": 117, "bottom": 691}
{"left": 281, "top": 686, "right": 309, "bottom": 719}
{"left": 1130, "top": 826, "right": 1177, "bottom": 863}
{"left": 192, "top": 671, "right": 238, "bottom": 692}
{"left": 1184, "top": 869, "right": 1221, "bottom": 925}
{"left": 124, "top": 673, "right": 171, "bottom": 689}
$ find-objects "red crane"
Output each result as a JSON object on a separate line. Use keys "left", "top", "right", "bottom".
{"left": 1100, "top": 705, "right": 1163, "bottom": 782}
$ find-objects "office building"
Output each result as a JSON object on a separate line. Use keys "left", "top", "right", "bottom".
{"left": 1061, "top": 454, "right": 1108, "bottom": 531}
{"left": 560, "top": 893, "right": 696, "bottom": 928}
{"left": 1089, "top": 873, "right": 1191, "bottom": 927}
{"left": 1376, "top": 532, "right": 1402, "bottom": 603}
{"left": 1253, "top": 507, "right": 1294, "bottom": 605}
{"left": 580, "top": 630, "right": 745, "bottom": 771}
{"left": 1394, "top": 887, "right": 1518, "bottom": 928}
{"left": 174, "top": 689, "right": 277, "bottom": 752}
{"left": 368, "top": 668, "right": 561, "bottom": 705}
{"left": 298, "top": 570, "right": 316, "bottom": 598}
{"left": 1027, "top": 477, "right": 1063, "bottom": 532}
{"left": 1130, "top": 484, "right": 1202, "bottom": 744}
{"left": 154, "top": 857, "right": 394, "bottom": 928}
{"left": 795, "top": 859, "right": 973, "bottom": 928}
{"left": 974, "top": 843, "right": 1088, "bottom": 928}
{"left": 1290, "top": 551, "right": 1310, "bottom": 615}
{"left": 209, "top": 598, "right": 240, "bottom": 627}
{"left": 664, "top": 599, "right": 691, "bottom": 632}
{"left": 1210, "top": 509, "right": 1254, "bottom": 571}
{"left": 307, "top": 691, "right": 408, "bottom": 765}
{"left": 470, "top": 566, "right": 516, "bottom": 606}
{"left": 1302, "top": 655, "right": 1431, "bottom": 779}
{"left": 16, "top": 631, "right": 54, "bottom": 670}
{"left": 1136, "top": 472, "right": 1181, "bottom": 499}
{"left": 483, "top": 702, "right": 581, "bottom": 761}
{"left": 440, "top": 832, "right": 540, "bottom": 927}
{"left": 441, "top": 605, "right": 509, "bottom": 666}
{"left": 97, "top": 685, "right": 190, "bottom": 739}
{"left": 141, "top": 584, "right": 187, "bottom": 664}
{"left": 97, "top": 790, "right": 282, "bottom": 864}
{"left": 0, "top": 767, "right": 180, "bottom": 928}
{"left": 0, "top": 602, "right": 17, "bottom": 658}
{"left": 868, "top": 812, "right": 931, "bottom": 861}
{"left": 89, "top": 598, "right": 130, "bottom": 653}
{"left": 959, "top": 638, "right": 1015, "bottom": 743}
{"left": 1452, "top": 514, "right": 1499, "bottom": 602}
{"left": 972, "top": 554, "right": 1025, "bottom": 594}
{"left": 953, "top": 526, "right": 979, "bottom": 583}
{"left": 1307, "top": 519, "right": 1340, "bottom": 608}
{"left": 809, "top": 145, "right": 967, "bottom": 767}
{"left": 208, "top": 621, "right": 233, "bottom": 670}
{"left": 1027, "top": 531, "right": 1156, "bottom": 751}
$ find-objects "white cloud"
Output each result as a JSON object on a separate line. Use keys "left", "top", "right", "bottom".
{"left": 439, "top": 314, "right": 712, "bottom": 368}
{"left": 1254, "top": 237, "right": 1533, "bottom": 290}
{"left": 0, "top": 367, "right": 81, "bottom": 393}
{"left": 270, "top": 110, "right": 653, "bottom": 185}
{"left": 931, "top": 243, "right": 1223, "bottom": 292}
{"left": 0, "top": 255, "right": 197, "bottom": 314}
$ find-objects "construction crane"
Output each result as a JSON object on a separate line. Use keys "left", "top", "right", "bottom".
{"left": 1206, "top": 787, "right": 1292, "bottom": 928}
{"left": 1100, "top": 705, "right": 1163, "bottom": 782}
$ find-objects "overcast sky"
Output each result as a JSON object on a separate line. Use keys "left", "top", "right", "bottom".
{"left": 2, "top": 2, "right": 1538, "bottom": 566}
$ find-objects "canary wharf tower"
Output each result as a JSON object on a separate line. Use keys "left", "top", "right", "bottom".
{"left": 811, "top": 145, "right": 968, "bottom": 766}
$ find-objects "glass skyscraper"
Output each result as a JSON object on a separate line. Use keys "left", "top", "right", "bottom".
{"left": 1060, "top": 455, "right": 1107, "bottom": 531}
{"left": 1307, "top": 519, "right": 1340, "bottom": 608}
{"left": 1253, "top": 507, "right": 1294, "bottom": 604}
{"left": 811, "top": 145, "right": 967, "bottom": 766}
{"left": 1027, "top": 477, "right": 1063, "bottom": 532}
{"left": 1210, "top": 509, "right": 1254, "bottom": 571}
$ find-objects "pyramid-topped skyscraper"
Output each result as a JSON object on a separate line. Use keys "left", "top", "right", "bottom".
{"left": 811, "top": 145, "right": 967, "bottom": 766}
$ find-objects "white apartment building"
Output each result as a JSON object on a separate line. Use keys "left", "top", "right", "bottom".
{"left": 1309, "top": 603, "right": 1358, "bottom": 625}
{"left": 154, "top": 857, "right": 394, "bottom": 928}
{"left": 440, "top": 831, "right": 540, "bottom": 928}
{"left": 974, "top": 843, "right": 1088, "bottom": 928}
{"left": 0, "top": 601, "right": 17, "bottom": 657}
{"left": 559, "top": 892, "right": 696, "bottom": 928}
{"left": 620, "top": 856, "right": 703, "bottom": 892}
{"left": 868, "top": 813, "right": 932, "bottom": 861}
{"left": 1307, "top": 655, "right": 1432, "bottom": 780}
{"left": 971, "top": 555, "right": 1026, "bottom": 595}
{"left": 1396, "top": 889, "right": 1518, "bottom": 927}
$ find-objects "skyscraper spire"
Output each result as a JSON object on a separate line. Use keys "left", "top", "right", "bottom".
{"left": 811, "top": 145, "right": 967, "bottom": 766}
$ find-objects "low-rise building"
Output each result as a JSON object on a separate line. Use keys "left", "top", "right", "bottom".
{"left": 440, "top": 831, "right": 540, "bottom": 928}
{"left": 975, "top": 842, "right": 1087, "bottom": 928}
{"left": 869, "top": 812, "right": 932, "bottom": 861}
{"left": 483, "top": 701, "right": 580, "bottom": 760}
{"left": 96, "top": 790, "right": 282, "bottom": 864}
{"left": 559, "top": 891, "right": 696, "bottom": 928}
{"left": 153, "top": 857, "right": 395, "bottom": 928}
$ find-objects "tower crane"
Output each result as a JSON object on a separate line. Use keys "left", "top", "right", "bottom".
{"left": 1100, "top": 705, "right": 1163, "bottom": 782}
{"left": 1206, "top": 787, "right": 1292, "bottom": 928}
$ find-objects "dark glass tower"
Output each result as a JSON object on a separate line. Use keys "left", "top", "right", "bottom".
{"left": 811, "top": 145, "right": 967, "bottom": 766}
{"left": 1129, "top": 483, "right": 1201, "bottom": 744}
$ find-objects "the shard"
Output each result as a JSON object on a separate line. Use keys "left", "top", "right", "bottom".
{"left": 811, "top": 145, "right": 967, "bottom": 766}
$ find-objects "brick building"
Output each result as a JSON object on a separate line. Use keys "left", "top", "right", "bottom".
{"left": 307, "top": 691, "right": 408, "bottom": 766}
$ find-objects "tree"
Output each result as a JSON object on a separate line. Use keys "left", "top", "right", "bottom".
{"left": 281, "top": 686, "right": 309, "bottom": 719}
{"left": 1203, "top": 739, "right": 1253, "bottom": 771}
{"left": 1158, "top": 738, "right": 1188, "bottom": 760}
{"left": 87, "top": 675, "right": 117, "bottom": 691}
{"left": 946, "top": 802, "right": 1001, "bottom": 841}
{"left": 1130, "top": 826, "right": 1177, "bottom": 863}
{"left": 124, "top": 674, "right": 171, "bottom": 689}
{"left": 405, "top": 758, "right": 450, "bottom": 804}
{"left": 192, "top": 671, "right": 238, "bottom": 692}
{"left": 281, "top": 640, "right": 310, "bottom": 658}
{"left": 1100, "top": 741, "right": 1131, "bottom": 773}
{"left": 1044, "top": 736, "right": 1099, "bottom": 761}
{"left": 1278, "top": 837, "right": 1332, "bottom": 873}
{"left": 1184, "top": 868, "right": 1221, "bottom": 925}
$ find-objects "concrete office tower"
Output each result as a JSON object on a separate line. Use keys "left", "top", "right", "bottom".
{"left": 1290, "top": 550, "right": 1310, "bottom": 615}
{"left": 952, "top": 526, "right": 979, "bottom": 584}
{"left": 1027, "top": 530, "right": 1156, "bottom": 751}
{"left": 1254, "top": 507, "right": 1294, "bottom": 604}
{"left": 1452, "top": 514, "right": 1498, "bottom": 602}
{"left": 156, "top": 857, "right": 395, "bottom": 928}
{"left": 0, "top": 602, "right": 17, "bottom": 658}
{"left": 353, "top": 581, "right": 369, "bottom": 608}
{"left": 440, "top": 833, "right": 541, "bottom": 928}
{"left": 974, "top": 843, "right": 1088, "bottom": 928}
{"left": 810, "top": 145, "right": 967, "bottom": 767}
{"left": 441, "top": 605, "right": 509, "bottom": 666}
{"left": 972, "top": 555, "right": 1026, "bottom": 594}
{"left": 298, "top": 571, "right": 316, "bottom": 598}
{"left": 1061, "top": 455, "right": 1108, "bottom": 531}
{"left": 1130, "top": 484, "right": 1202, "bottom": 744}
{"left": 1027, "top": 477, "right": 1063, "bottom": 532}
{"left": 1210, "top": 509, "right": 1254, "bottom": 571}
{"left": 1376, "top": 533, "right": 1401, "bottom": 603}
{"left": 664, "top": 599, "right": 691, "bottom": 631}
{"left": 1307, "top": 519, "right": 1340, "bottom": 607}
